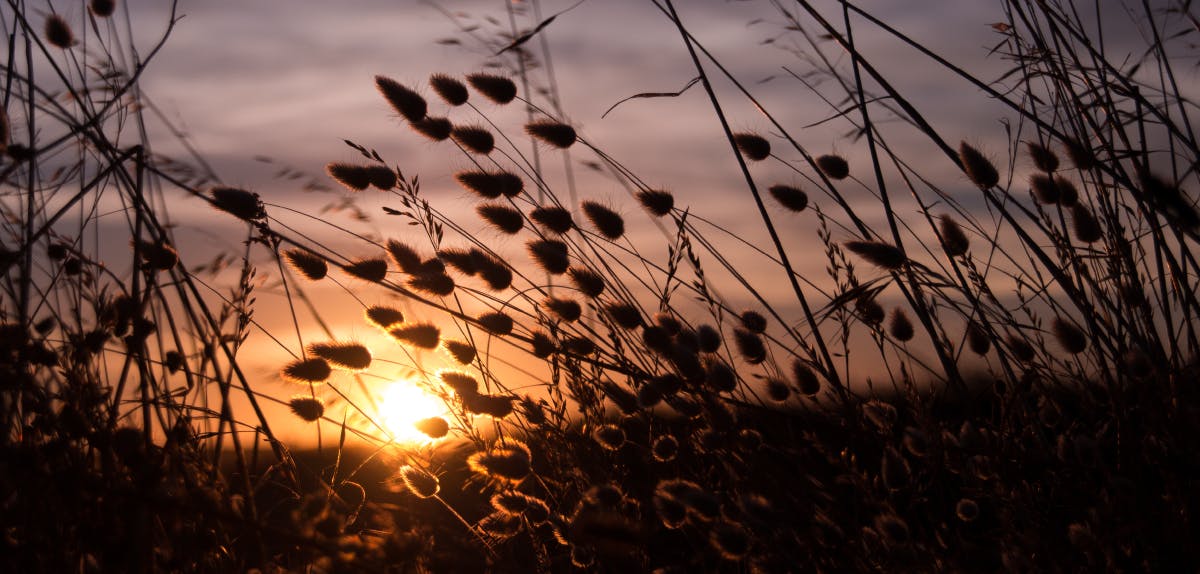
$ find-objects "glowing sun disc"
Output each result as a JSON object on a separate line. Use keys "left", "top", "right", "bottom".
{"left": 378, "top": 380, "right": 449, "bottom": 443}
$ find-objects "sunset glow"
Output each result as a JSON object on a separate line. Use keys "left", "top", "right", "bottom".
{"left": 378, "top": 380, "right": 450, "bottom": 443}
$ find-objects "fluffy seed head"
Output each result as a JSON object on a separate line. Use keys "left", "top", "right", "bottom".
{"left": 211, "top": 187, "right": 266, "bottom": 221}
{"left": 411, "top": 116, "right": 452, "bottom": 141}
{"left": 530, "top": 206, "right": 574, "bottom": 234}
{"left": 604, "top": 302, "right": 642, "bottom": 329}
{"left": 288, "top": 396, "right": 325, "bottom": 422}
{"left": 408, "top": 272, "right": 455, "bottom": 297}
{"left": 525, "top": 120, "right": 577, "bottom": 148}
{"left": 888, "top": 308, "right": 915, "bottom": 342}
{"left": 397, "top": 465, "right": 440, "bottom": 498}
{"left": 282, "top": 357, "right": 332, "bottom": 384}
{"left": 966, "top": 321, "right": 991, "bottom": 355}
{"left": 768, "top": 184, "right": 808, "bottom": 212}
{"left": 706, "top": 358, "right": 737, "bottom": 392}
{"left": 389, "top": 323, "right": 440, "bottom": 349}
{"left": 637, "top": 189, "right": 675, "bottom": 216}
{"left": 1052, "top": 317, "right": 1088, "bottom": 354}
{"left": 466, "top": 73, "right": 518, "bottom": 104}
{"left": 478, "top": 311, "right": 514, "bottom": 335}
{"left": 529, "top": 330, "right": 556, "bottom": 358}
{"left": 527, "top": 239, "right": 570, "bottom": 274}
{"left": 816, "top": 154, "right": 849, "bottom": 180}
{"left": 284, "top": 249, "right": 328, "bottom": 280}
{"left": 474, "top": 254, "right": 513, "bottom": 291}
{"left": 956, "top": 498, "right": 980, "bottom": 522}
{"left": 711, "top": 522, "right": 751, "bottom": 560}
{"left": 384, "top": 239, "right": 422, "bottom": 273}
{"left": 581, "top": 201, "right": 625, "bottom": 239}
{"left": 365, "top": 305, "right": 404, "bottom": 329}
{"left": 429, "top": 74, "right": 468, "bottom": 106}
{"left": 467, "top": 438, "right": 532, "bottom": 483}
{"left": 440, "top": 370, "right": 479, "bottom": 396}
{"left": 1055, "top": 176, "right": 1079, "bottom": 206}
{"left": 844, "top": 240, "right": 906, "bottom": 269}
{"left": 959, "top": 141, "right": 999, "bottom": 189}
{"left": 1071, "top": 205, "right": 1102, "bottom": 243}
{"left": 442, "top": 339, "right": 476, "bottom": 364}
{"left": 939, "top": 215, "right": 970, "bottom": 257}
{"left": 1006, "top": 334, "right": 1036, "bottom": 362}
{"left": 543, "top": 296, "right": 582, "bottom": 322}
{"left": 451, "top": 125, "right": 495, "bottom": 154}
{"left": 90, "top": 0, "right": 117, "bottom": 18}
{"left": 134, "top": 240, "right": 178, "bottom": 271}
{"left": 652, "top": 435, "right": 679, "bottom": 461}
{"left": 567, "top": 267, "right": 605, "bottom": 298}
{"left": 739, "top": 310, "right": 767, "bottom": 334}
{"left": 1030, "top": 174, "right": 1061, "bottom": 204}
{"left": 857, "top": 296, "right": 885, "bottom": 325}
{"left": 1062, "top": 136, "right": 1095, "bottom": 170}
{"left": 793, "top": 360, "right": 821, "bottom": 395}
{"left": 308, "top": 341, "right": 372, "bottom": 371}
{"left": 766, "top": 378, "right": 791, "bottom": 402}
{"left": 696, "top": 324, "right": 722, "bottom": 353}
{"left": 1027, "top": 141, "right": 1059, "bottom": 173}
{"left": 342, "top": 258, "right": 389, "bottom": 282}
{"left": 455, "top": 170, "right": 524, "bottom": 199}
{"left": 437, "top": 248, "right": 478, "bottom": 276}
{"left": 733, "top": 328, "right": 766, "bottom": 364}
{"left": 414, "top": 416, "right": 450, "bottom": 438}
{"left": 473, "top": 203, "right": 524, "bottom": 235}
{"left": 593, "top": 424, "right": 626, "bottom": 450}
{"left": 44, "top": 15, "right": 74, "bottom": 49}
{"left": 327, "top": 163, "right": 372, "bottom": 191}
{"left": 733, "top": 133, "right": 771, "bottom": 161}
{"left": 463, "top": 393, "right": 513, "bottom": 419}
{"left": 375, "top": 76, "right": 426, "bottom": 122}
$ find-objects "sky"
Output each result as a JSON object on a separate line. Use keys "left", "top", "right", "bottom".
{"left": 34, "top": 0, "right": 1192, "bottom": 443}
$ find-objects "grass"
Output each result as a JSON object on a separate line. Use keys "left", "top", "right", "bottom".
{"left": 2, "top": 0, "right": 1199, "bottom": 571}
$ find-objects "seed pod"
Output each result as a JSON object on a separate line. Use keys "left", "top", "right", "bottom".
{"left": 543, "top": 296, "right": 582, "bottom": 322}
{"left": 959, "top": 141, "right": 999, "bottom": 189}
{"left": 637, "top": 189, "right": 674, "bottom": 216}
{"left": 766, "top": 378, "right": 791, "bottom": 402}
{"left": 604, "top": 302, "right": 642, "bottom": 329}
{"left": 90, "top": 0, "right": 117, "bottom": 18}
{"left": 732, "top": 133, "right": 771, "bottom": 161}
{"left": 429, "top": 74, "right": 469, "bottom": 106}
{"left": 455, "top": 170, "right": 524, "bottom": 198}
{"left": 375, "top": 76, "right": 426, "bottom": 122}
{"left": 815, "top": 154, "right": 849, "bottom": 180}
{"left": 529, "top": 330, "right": 556, "bottom": 358}
{"left": 733, "top": 328, "right": 766, "bottom": 364}
{"left": 467, "top": 438, "right": 532, "bottom": 483}
{"left": 1030, "top": 174, "right": 1060, "bottom": 204}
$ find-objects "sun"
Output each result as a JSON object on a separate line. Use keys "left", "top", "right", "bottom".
{"left": 378, "top": 380, "right": 450, "bottom": 443}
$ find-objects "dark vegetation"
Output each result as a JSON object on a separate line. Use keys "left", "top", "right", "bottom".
{"left": 3, "top": 0, "right": 1200, "bottom": 571}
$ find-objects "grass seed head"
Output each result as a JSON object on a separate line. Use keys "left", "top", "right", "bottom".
{"left": 768, "top": 184, "right": 808, "bottom": 212}
{"left": 939, "top": 215, "right": 970, "bottom": 257}
{"left": 956, "top": 498, "right": 980, "bottom": 522}
{"left": 397, "top": 465, "right": 440, "bottom": 498}
{"left": 1055, "top": 176, "right": 1079, "bottom": 206}
{"left": 365, "top": 305, "right": 405, "bottom": 329}
{"left": 527, "top": 239, "right": 570, "bottom": 274}
{"left": 288, "top": 396, "right": 325, "bottom": 422}
{"left": 284, "top": 249, "right": 328, "bottom": 280}
{"left": 856, "top": 296, "right": 885, "bottom": 325}
{"left": 593, "top": 424, "right": 626, "bottom": 450}
{"left": 389, "top": 323, "right": 440, "bottom": 349}
{"left": 307, "top": 341, "right": 372, "bottom": 371}
{"left": 44, "top": 15, "right": 74, "bottom": 48}
{"left": 792, "top": 360, "right": 821, "bottom": 395}
{"left": 90, "top": 0, "right": 117, "bottom": 18}
{"left": 959, "top": 141, "right": 999, "bottom": 189}
{"left": 530, "top": 206, "right": 574, "bottom": 234}
{"left": 733, "top": 328, "right": 766, "bottom": 364}
{"left": 411, "top": 116, "right": 452, "bottom": 141}
{"left": 1071, "top": 205, "right": 1102, "bottom": 243}
{"left": 696, "top": 324, "right": 722, "bottom": 353}
{"left": 463, "top": 393, "right": 515, "bottom": 419}
{"left": 414, "top": 416, "right": 450, "bottom": 438}
{"left": 529, "top": 330, "right": 556, "bottom": 358}
{"left": 440, "top": 370, "right": 479, "bottom": 395}
{"left": 478, "top": 311, "right": 514, "bottom": 335}
{"left": 710, "top": 522, "right": 751, "bottom": 561}
{"left": 766, "top": 378, "right": 791, "bottom": 402}
{"left": 1026, "top": 141, "right": 1059, "bottom": 172}
{"left": 211, "top": 187, "right": 266, "bottom": 221}
{"left": 525, "top": 120, "right": 577, "bottom": 149}
{"left": 966, "top": 321, "right": 991, "bottom": 355}
{"left": 1062, "top": 136, "right": 1096, "bottom": 170}
{"left": 1006, "top": 334, "right": 1036, "bottom": 362}
{"left": 450, "top": 125, "right": 495, "bottom": 154}
{"left": 429, "top": 73, "right": 468, "bottom": 106}
{"left": 544, "top": 296, "right": 582, "bottom": 322}
{"left": 652, "top": 435, "right": 679, "bottom": 462}
{"left": 844, "top": 240, "right": 907, "bottom": 269}
{"left": 468, "top": 438, "right": 532, "bottom": 483}
{"left": 636, "top": 189, "right": 674, "bottom": 216}
{"left": 408, "top": 272, "right": 455, "bottom": 296}
{"left": 375, "top": 76, "right": 426, "bottom": 122}
{"left": 888, "top": 308, "right": 915, "bottom": 342}
{"left": 706, "top": 358, "right": 737, "bottom": 392}
{"left": 326, "top": 163, "right": 372, "bottom": 191}
{"left": 466, "top": 73, "right": 518, "bottom": 104}
{"left": 581, "top": 201, "right": 625, "bottom": 240}
{"left": 282, "top": 357, "right": 332, "bottom": 384}
{"left": 455, "top": 170, "right": 523, "bottom": 199}
{"left": 567, "top": 267, "right": 605, "bottom": 298}
{"left": 134, "top": 240, "right": 178, "bottom": 271}
{"left": 1030, "top": 174, "right": 1061, "bottom": 204}
{"left": 739, "top": 310, "right": 767, "bottom": 333}
{"left": 1052, "top": 317, "right": 1088, "bottom": 354}
{"left": 816, "top": 154, "right": 850, "bottom": 180}
{"left": 563, "top": 336, "right": 596, "bottom": 355}
{"left": 385, "top": 239, "right": 423, "bottom": 273}
{"left": 604, "top": 302, "right": 642, "bottom": 329}
{"left": 733, "top": 132, "right": 771, "bottom": 161}
{"left": 443, "top": 339, "right": 476, "bottom": 364}
{"left": 477, "top": 203, "right": 525, "bottom": 234}
{"left": 342, "top": 258, "right": 389, "bottom": 282}
{"left": 437, "top": 248, "right": 478, "bottom": 276}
